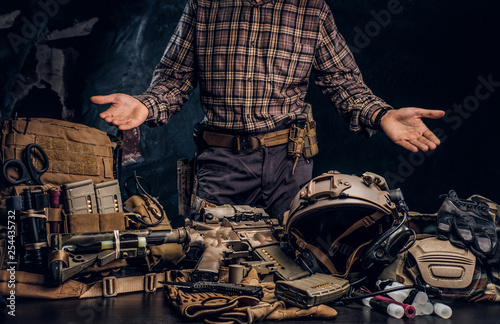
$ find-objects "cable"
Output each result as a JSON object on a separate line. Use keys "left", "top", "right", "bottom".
{"left": 124, "top": 171, "right": 166, "bottom": 227}
{"left": 339, "top": 284, "right": 418, "bottom": 303}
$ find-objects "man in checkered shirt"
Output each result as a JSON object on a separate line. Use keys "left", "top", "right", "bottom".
{"left": 92, "top": 0, "right": 444, "bottom": 220}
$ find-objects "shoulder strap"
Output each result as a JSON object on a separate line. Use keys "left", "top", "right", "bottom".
{"left": 0, "top": 270, "right": 166, "bottom": 299}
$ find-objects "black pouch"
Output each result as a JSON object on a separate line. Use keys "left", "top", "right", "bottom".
{"left": 193, "top": 122, "right": 207, "bottom": 153}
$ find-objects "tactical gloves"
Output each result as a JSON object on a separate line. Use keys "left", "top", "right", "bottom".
{"left": 437, "top": 190, "right": 498, "bottom": 265}
{"left": 165, "top": 269, "right": 337, "bottom": 324}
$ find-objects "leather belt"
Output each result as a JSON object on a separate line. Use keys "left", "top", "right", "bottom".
{"left": 202, "top": 128, "right": 290, "bottom": 152}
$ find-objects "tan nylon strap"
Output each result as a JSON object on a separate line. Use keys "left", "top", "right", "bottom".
{"left": 328, "top": 211, "right": 385, "bottom": 257}
{"left": 339, "top": 240, "right": 373, "bottom": 278}
{"left": 47, "top": 207, "right": 64, "bottom": 222}
{"left": 291, "top": 231, "right": 339, "bottom": 275}
{"left": 20, "top": 212, "right": 47, "bottom": 220}
{"left": 5, "top": 132, "right": 35, "bottom": 146}
{"left": 0, "top": 269, "right": 45, "bottom": 285}
{"left": 81, "top": 272, "right": 166, "bottom": 298}
{"left": 0, "top": 270, "right": 165, "bottom": 299}
{"left": 260, "top": 128, "right": 290, "bottom": 145}
{"left": 48, "top": 249, "right": 70, "bottom": 267}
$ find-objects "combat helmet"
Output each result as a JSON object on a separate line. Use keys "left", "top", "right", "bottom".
{"left": 282, "top": 170, "right": 403, "bottom": 278}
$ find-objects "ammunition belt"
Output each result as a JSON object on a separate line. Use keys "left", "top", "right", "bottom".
{"left": 202, "top": 128, "right": 290, "bottom": 153}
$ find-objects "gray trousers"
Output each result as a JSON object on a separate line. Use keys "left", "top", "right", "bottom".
{"left": 196, "top": 144, "right": 313, "bottom": 221}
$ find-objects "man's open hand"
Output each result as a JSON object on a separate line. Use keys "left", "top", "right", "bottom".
{"left": 380, "top": 107, "right": 445, "bottom": 152}
{"left": 91, "top": 93, "right": 149, "bottom": 130}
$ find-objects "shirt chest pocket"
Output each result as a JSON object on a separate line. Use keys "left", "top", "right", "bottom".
{"left": 272, "top": 41, "right": 315, "bottom": 83}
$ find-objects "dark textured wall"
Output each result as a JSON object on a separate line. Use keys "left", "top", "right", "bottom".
{"left": 1, "top": 0, "right": 499, "bottom": 226}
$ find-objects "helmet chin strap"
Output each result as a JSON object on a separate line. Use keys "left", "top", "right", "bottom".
{"left": 291, "top": 229, "right": 375, "bottom": 278}
{"left": 327, "top": 211, "right": 385, "bottom": 257}
{"left": 291, "top": 229, "right": 339, "bottom": 275}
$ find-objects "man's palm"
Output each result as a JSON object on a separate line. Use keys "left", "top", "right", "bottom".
{"left": 381, "top": 108, "right": 445, "bottom": 152}
{"left": 91, "top": 93, "right": 149, "bottom": 130}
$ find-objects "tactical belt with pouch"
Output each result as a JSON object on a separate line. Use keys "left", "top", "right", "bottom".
{"left": 199, "top": 117, "right": 318, "bottom": 163}
{"left": 201, "top": 128, "right": 290, "bottom": 152}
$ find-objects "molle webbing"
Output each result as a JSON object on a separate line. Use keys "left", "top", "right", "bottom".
{"left": 1, "top": 118, "right": 114, "bottom": 186}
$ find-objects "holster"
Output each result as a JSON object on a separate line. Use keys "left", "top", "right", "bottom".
{"left": 287, "top": 112, "right": 318, "bottom": 174}
{"left": 287, "top": 118, "right": 318, "bottom": 160}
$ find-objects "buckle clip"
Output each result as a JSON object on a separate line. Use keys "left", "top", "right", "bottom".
{"left": 144, "top": 273, "right": 158, "bottom": 293}
{"left": 103, "top": 276, "right": 118, "bottom": 297}
{"left": 233, "top": 135, "right": 260, "bottom": 153}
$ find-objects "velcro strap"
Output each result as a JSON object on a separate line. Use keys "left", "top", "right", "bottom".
{"left": 81, "top": 273, "right": 166, "bottom": 298}
{"left": 6, "top": 196, "right": 24, "bottom": 210}
{"left": 259, "top": 129, "right": 290, "bottom": 146}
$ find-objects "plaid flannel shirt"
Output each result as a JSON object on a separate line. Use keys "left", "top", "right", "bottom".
{"left": 134, "top": 0, "right": 392, "bottom": 135}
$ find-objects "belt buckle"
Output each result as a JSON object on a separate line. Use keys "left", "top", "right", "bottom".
{"left": 103, "top": 276, "right": 118, "bottom": 297}
{"left": 233, "top": 135, "right": 260, "bottom": 153}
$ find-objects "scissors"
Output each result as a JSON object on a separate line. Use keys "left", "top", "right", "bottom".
{"left": 2, "top": 143, "right": 49, "bottom": 185}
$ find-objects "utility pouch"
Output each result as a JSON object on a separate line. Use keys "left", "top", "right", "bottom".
{"left": 123, "top": 194, "right": 183, "bottom": 270}
{"left": 303, "top": 119, "right": 319, "bottom": 159}
{"left": 124, "top": 194, "right": 170, "bottom": 229}
{"left": 288, "top": 121, "right": 307, "bottom": 160}
{"left": 193, "top": 122, "right": 206, "bottom": 152}
{"left": 287, "top": 121, "right": 307, "bottom": 173}
{"left": 287, "top": 115, "right": 319, "bottom": 165}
